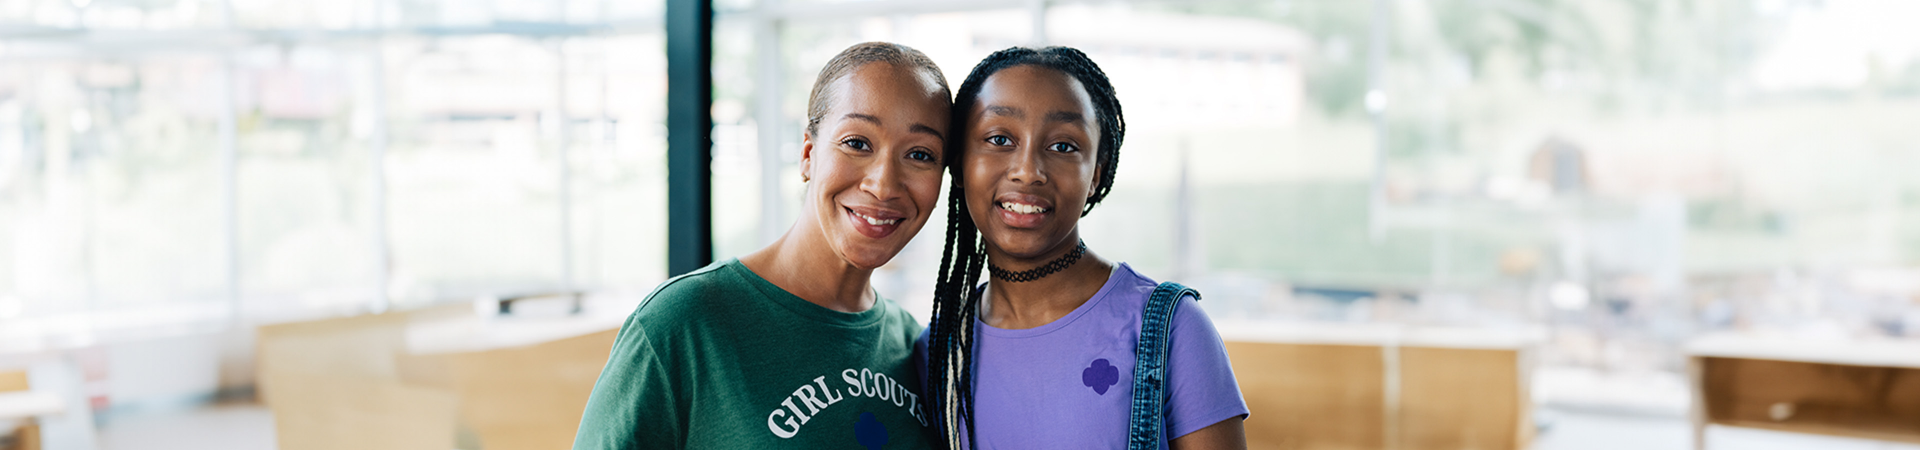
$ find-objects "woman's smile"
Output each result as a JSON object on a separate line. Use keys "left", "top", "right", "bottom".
{"left": 844, "top": 205, "right": 907, "bottom": 239}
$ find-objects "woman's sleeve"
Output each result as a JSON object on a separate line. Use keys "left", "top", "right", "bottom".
{"left": 571, "top": 311, "right": 685, "bottom": 450}
{"left": 1163, "top": 295, "right": 1251, "bottom": 439}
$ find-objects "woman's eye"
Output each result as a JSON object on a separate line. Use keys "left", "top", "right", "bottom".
{"left": 985, "top": 135, "right": 1012, "bottom": 146}
{"left": 1048, "top": 142, "right": 1078, "bottom": 153}
{"left": 907, "top": 149, "right": 936, "bottom": 162}
{"left": 843, "top": 138, "right": 872, "bottom": 151}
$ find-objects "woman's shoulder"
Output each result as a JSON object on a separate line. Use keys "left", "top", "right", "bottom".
{"left": 872, "top": 296, "right": 929, "bottom": 342}
{"left": 631, "top": 259, "right": 756, "bottom": 325}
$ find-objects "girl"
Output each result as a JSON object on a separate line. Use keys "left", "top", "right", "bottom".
{"left": 574, "top": 42, "right": 949, "bottom": 449}
{"left": 920, "top": 47, "right": 1249, "bottom": 449}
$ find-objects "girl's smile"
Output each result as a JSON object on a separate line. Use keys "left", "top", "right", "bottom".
{"left": 993, "top": 192, "right": 1056, "bottom": 229}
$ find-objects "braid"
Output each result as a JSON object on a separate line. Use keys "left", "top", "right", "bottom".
{"left": 1040, "top": 47, "right": 1126, "bottom": 216}
{"left": 925, "top": 45, "right": 1126, "bottom": 449}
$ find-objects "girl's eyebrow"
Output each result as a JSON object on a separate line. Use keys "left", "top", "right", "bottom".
{"left": 1045, "top": 111, "right": 1083, "bottom": 124}
{"left": 983, "top": 105, "right": 1080, "bottom": 125}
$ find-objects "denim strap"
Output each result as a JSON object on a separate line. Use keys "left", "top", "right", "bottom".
{"left": 1127, "top": 282, "right": 1200, "bottom": 450}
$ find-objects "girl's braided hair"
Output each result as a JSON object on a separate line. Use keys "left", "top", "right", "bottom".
{"left": 925, "top": 45, "right": 1125, "bottom": 449}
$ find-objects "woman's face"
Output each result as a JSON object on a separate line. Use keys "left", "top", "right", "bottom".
{"left": 801, "top": 62, "right": 950, "bottom": 270}
{"left": 962, "top": 65, "right": 1101, "bottom": 259}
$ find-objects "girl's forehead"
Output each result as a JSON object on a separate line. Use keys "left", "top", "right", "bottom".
{"left": 974, "top": 65, "right": 1093, "bottom": 114}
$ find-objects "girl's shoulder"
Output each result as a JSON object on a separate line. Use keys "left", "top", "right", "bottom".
{"left": 1096, "top": 263, "right": 1196, "bottom": 310}
{"left": 1097, "top": 263, "right": 1217, "bottom": 336}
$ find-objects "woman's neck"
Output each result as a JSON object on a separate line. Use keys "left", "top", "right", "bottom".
{"left": 981, "top": 236, "right": 1115, "bottom": 330}
{"left": 740, "top": 223, "right": 877, "bottom": 313}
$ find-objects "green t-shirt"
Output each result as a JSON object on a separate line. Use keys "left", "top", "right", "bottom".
{"left": 572, "top": 259, "right": 936, "bottom": 449}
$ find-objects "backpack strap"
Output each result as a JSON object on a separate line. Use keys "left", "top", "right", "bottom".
{"left": 1127, "top": 281, "right": 1201, "bottom": 450}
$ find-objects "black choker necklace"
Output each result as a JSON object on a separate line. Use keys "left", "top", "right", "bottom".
{"left": 988, "top": 240, "right": 1088, "bottom": 282}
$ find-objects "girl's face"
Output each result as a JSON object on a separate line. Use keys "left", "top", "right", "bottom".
{"left": 801, "top": 62, "right": 950, "bottom": 270}
{"left": 962, "top": 65, "right": 1101, "bottom": 259}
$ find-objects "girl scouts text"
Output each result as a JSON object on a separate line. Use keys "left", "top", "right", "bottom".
{"left": 767, "top": 368, "right": 925, "bottom": 438}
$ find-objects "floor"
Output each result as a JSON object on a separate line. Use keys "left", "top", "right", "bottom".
{"left": 1531, "top": 409, "right": 1920, "bottom": 450}
{"left": 86, "top": 403, "right": 1920, "bottom": 450}
{"left": 94, "top": 403, "right": 275, "bottom": 450}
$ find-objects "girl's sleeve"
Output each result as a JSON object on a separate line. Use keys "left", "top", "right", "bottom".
{"left": 1163, "top": 295, "right": 1251, "bottom": 440}
{"left": 571, "top": 313, "right": 685, "bottom": 450}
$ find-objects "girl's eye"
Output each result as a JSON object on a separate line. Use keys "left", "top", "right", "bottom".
{"left": 907, "top": 149, "right": 936, "bottom": 162}
{"left": 843, "top": 138, "right": 872, "bottom": 151}
{"left": 985, "top": 135, "right": 1012, "bottom": 146}
{"left": 1048, "top": 142, "right": 1078, "bottom": 153}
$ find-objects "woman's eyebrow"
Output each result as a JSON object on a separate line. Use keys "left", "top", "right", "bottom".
{"left": 909, "top": 124, "right": 945, "bottom": 140}
{"left": 844, "top": 113, "right": 943, "bottom": 140}
{"left": 1045, "top": 111, "right": 1083, "bottom": 124}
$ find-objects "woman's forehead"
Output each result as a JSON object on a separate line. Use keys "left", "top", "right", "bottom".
{"left": 827, "top": 63, "right": 951, "bottom": 127}
{"left": 839, "top": 62, "right": 949, "bottom": 104}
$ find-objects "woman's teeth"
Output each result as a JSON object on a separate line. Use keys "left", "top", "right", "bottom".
{"left": 1001, "top": 202, "right": 1048, "bottom": 214}
{"left": 853, "top": 212, "right": 900, "bottom": 226}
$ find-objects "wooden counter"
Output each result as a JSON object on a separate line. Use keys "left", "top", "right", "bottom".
{"left": 1686, "top": 334, "right": 1920, "bottom": 449}
{"left": 1217, "top": 321, "right": 1540, "bottom": 450}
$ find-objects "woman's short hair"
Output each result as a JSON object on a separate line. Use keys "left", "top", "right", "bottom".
{"left": 804, "top": 42, "right": 952, "bottom": 138}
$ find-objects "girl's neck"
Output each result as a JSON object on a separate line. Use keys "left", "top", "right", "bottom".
{"left": 740, "top": 221, "right": 877, "bottom": 313}
{"left": 981, "top": 236, "right": 1114, "bottom": 330}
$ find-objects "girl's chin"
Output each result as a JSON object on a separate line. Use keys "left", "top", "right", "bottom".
{"left": 986, "top": 235, "right": 1067, "bottom": 260}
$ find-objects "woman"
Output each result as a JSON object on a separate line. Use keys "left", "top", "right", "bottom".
{"left": 573, "top": 42, "right": 949, "bottom": 449}
{"left": 919, "top": 47, "right": 1249, "bottom": 449}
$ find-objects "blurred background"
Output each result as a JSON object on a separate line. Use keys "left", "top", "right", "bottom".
{"left": 3, "top": 0, "right": 1919, "bottom": 449}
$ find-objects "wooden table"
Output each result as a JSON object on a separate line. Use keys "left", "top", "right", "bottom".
{"left": 0, "top": 370, "right": 56, "bottom": 450}
{"left": 405, "top": 306, "right": 624, "bottom": 450}
{"left": 256, "top": 298, "right": 631, "bottom": 450}
{"left": 1686, "top": 334, "right": 1920, "bottom": 449}
{"left": 0, "top": 393, "right": 61, "bottom": 421}
{"left": 1217, "top": 321, "right": 1541, "bottom": 450}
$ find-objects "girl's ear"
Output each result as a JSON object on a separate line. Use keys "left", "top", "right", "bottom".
{"left": 800, "top": 132, "right": 815, "bottom": 183}
{"left": 1088, "top": 159, "right": 1103, "bottom": 202}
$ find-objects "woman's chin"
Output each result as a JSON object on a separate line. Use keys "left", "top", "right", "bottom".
{"left": 834, "top": 243, "right": 904, "bottom": 271}
{"left": 828, "top": 221, "right": 925, "bottom": 270}
{"left": 843, "top": 254, "right": 896, "bottom": 271}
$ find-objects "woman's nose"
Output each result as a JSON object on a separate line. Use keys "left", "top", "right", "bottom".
{"left": 859, "top": 154, "right": 904, "bottom": 201}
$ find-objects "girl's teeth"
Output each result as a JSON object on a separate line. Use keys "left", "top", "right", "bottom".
{"left": 1001, "top": 202, "right": 1045, "bottom": 214}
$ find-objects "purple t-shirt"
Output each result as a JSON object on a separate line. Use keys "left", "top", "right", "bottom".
{"left": 915, "top": 263, "right": 1249, "bottom": 449}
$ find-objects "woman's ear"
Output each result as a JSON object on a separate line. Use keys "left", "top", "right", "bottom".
{"left": 800, "top": 132, "right": 815, "bottom": 183}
